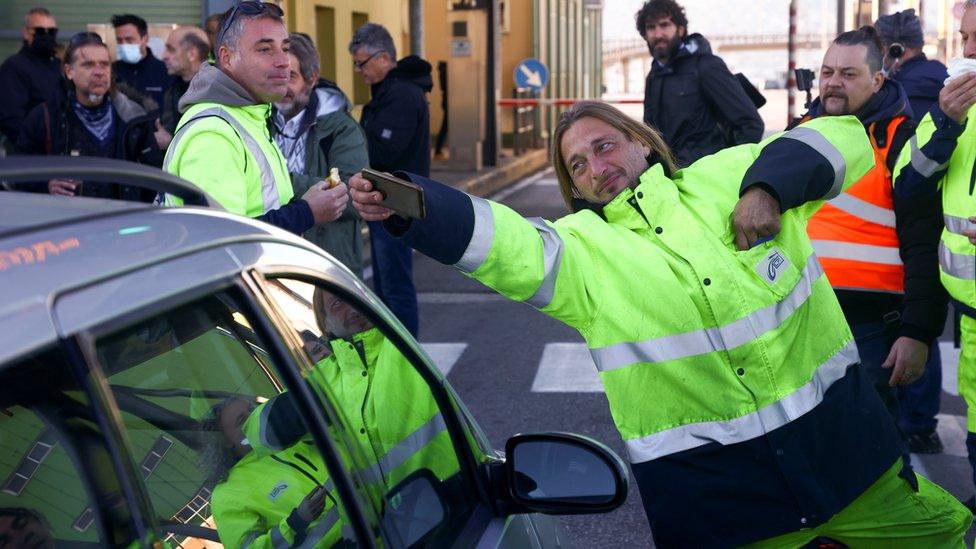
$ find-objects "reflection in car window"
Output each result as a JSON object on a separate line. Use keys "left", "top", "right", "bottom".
{"left": 93, "top": 293, "right": 359, "bottom": 548}
{"left": 259, "top": 278, "right": 475, "bottom": 547}
{"left": 0, "top": 347, "right": 138, "bottom": 547}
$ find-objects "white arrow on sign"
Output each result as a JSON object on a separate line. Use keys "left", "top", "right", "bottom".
{"left": 519, "top": 64, "right": 543, "bottom": 88}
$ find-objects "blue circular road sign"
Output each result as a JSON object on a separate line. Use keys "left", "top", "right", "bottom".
{"left": 514, "top": 58, "right": 549, "bottom": 91}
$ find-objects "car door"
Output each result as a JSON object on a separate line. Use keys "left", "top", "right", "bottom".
{"left": 248, "top": 266, "right": 519, "bottom": 548}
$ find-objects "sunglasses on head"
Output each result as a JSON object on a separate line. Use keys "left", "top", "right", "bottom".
{"left": 215, "top": 1, "right": 285, "bottom": 51}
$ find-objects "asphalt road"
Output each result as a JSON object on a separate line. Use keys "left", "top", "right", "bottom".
{"left": 401, "top": 169, "right": 975, "bottom": 547}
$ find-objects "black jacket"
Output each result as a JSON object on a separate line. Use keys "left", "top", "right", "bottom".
{"left": 643, "top": 34, "right": 764, "bottom": 167}
{"left": 794, "top": 80, "right": 947, "bottom": 342}
{"left": 160, "top": 77, "right": 190, "bottom": 134}
{"left": 361, "top": 56, "right": 432, "bottom": 177}
{"left": 0, "top": 44, "right": 62, "bottom": 143}
{"left": 15, "top": 90, "right": 163, "bottom": 202}
{"left": 112, "top": 49, "right": 171, "bottom": 110}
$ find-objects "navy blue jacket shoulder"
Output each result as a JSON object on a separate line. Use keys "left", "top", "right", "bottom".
{"left": 892, "top": 55, "right": 947, "bottom": 121}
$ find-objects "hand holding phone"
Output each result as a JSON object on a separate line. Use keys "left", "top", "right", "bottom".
{"left": 360, "top": 168, "right": 426, "bottom": 219}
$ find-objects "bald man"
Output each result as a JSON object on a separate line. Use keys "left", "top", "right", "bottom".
{"left": 156, "top": 25, "right": 210, "bottom": 149}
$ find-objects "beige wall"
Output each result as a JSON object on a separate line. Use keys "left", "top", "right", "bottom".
{"left": 424, "top": 1, "right": 536, "bottom": 140}
{"left": 288, "top": 0, "right": 411, "bottom": 108}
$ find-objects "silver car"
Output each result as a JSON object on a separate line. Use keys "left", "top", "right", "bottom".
{"left": 0, "top": 157, "right": 628, "bottom": 548}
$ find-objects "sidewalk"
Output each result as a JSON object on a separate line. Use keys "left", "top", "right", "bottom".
{"left": 430, "top": 147, "right": 550, "bottom": 196}
{"left": 362, "top": 147, "right": 550, "bottom": 276}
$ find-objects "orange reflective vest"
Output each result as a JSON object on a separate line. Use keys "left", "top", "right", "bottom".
{"left": 807, "top": 116, "right": 905, "bottom": 294}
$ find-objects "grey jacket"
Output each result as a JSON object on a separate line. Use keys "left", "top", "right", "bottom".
{"left": 283, "top": 81, "right": 369, "bottom": 277}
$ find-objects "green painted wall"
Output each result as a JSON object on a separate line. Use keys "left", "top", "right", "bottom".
{"left": 0, "top": 1, "right": 203, "bottom": 61}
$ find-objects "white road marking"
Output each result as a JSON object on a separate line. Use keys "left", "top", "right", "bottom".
{"left": 421, "top": 343, "right": 468, "bottom": 376}
{"left": 940, "top": 340, "right": 962, "bottom": 396}
{"left": 489, "top": 168, "right": 555, "bottom": 202}
{"left": 532, "top": 343, "right": 603, "bottom": 393}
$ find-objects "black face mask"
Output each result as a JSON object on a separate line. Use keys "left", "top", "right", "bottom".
{"left": 29, "top": 32, "right": 57, "bottom": 58}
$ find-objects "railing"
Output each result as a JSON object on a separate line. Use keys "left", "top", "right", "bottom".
{"left": 512, "top": 88, "right": 540, "bottom": 156}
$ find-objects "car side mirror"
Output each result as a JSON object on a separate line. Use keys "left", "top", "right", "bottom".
{"left": 504, "top": 432, "right": 628, "bottom": 514}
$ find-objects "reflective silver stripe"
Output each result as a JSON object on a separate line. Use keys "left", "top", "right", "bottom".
{"left": 940, "top": 241, "right": 976, "bottom": 280}
{"left": 811, "top": 240, "right": 903, "bottom": 265}
{"left": 378, "top": 413, "right": 448, "bottom": 475}
{"left": 624, "top": 339, "right": 859, "bottom": 463}
{"left": 827, "top": 193, "right": 896, "bottom": 228}
{"left": 455, "top": 197, "right": 495, "bottom": 272}
{"left": 524, "top": 218, "right": 564, "bottom": 309}
{"left": 591, "top": 254, "right": 823, "bottom": 372}
{"left": 909, "top": 135, "right": 949, "bottom": 178}
{"left": 163, "top": 107, "right": 281, "bottom": 211}
{"left": 269, "top": 525, "right": 288, "bottom": 548}
{"left": 782, "top": 127, "right": 846, "bottom": 199}
{"left": 296, "top": 507, "right": 341, "bottom": 549}
{"left": 945, "top": 213, "right": 975, "bottom": 235}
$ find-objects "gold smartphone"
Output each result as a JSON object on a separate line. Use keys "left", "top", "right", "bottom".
{"left": 361, "top": 168, "right": 427, "bottom": 219}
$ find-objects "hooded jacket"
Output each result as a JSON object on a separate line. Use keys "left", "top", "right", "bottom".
{"left": 802, "top": 79, "right": 948, "bottom": 343}
{"left": 0, "top": 44, "right": 62, "bottom": 144}
{"left": 15, "top": 88, "right": 162, "bottom": 201}
{"left": 643, "top": 34, "right": 764, "bottom": 167}
{"left": 360, "top": 56, "right": 432, "bottom": 177}
{"left": 279, "top": 80, "right": 368, "bottom": 276}
{"left": 164, "top": 63, "right": 313, "bottom": 235}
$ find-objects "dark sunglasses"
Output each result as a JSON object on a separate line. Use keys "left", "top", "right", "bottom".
{"left": 31, "top": 26, "right": 58, "bottom": 37}
{"left": 215, "top": 1, "right": 285, "bottom": 51}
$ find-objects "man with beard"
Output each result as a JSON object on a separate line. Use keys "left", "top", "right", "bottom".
{"left": 0, "top": 8, "right": 62, "bottom": 147}
{"left": 162, "top": 2, "right": 348, "bottom": 237}
{"left": 156, "top": 25, "right": 209, "bottom": 150}
{"left": 797, "top": 27, "right": 947, "bottom": 454}
{"left": 636, "top": 0, "right": 763, "bottom": 166}
{"left": 274, "top": 33, "right": 368, "bottom": 277}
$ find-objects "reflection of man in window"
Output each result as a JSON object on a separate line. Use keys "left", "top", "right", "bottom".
{"left": 244, "top": 288, "right": 459, "bottom": 495}
{"left": 0, "top": 507, "right": 54, "bottom": 549}
{"left": 203, "top": 397, "right": 341, "bottom": 548}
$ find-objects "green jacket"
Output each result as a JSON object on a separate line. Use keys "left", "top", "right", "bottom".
{"left": 390, "top": 116, "right": 909, "bottom": 545}
{"left": 282, "top": 82, "right": 368, "bottom": 276}
{"left": 163, "top": 63, "right": 307, "bottom": 234}
{"left": 211, "top": 440, "right": 341, "bottom": 548}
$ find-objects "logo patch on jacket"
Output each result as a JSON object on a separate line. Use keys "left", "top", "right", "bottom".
{"left": 381, "top": 128, "right": 393, "bottom": 140}
{"left": 269, "top": 482, "right": 289, "bottom": 502}
{"left": 757, "top": 248, "right": 789, "bottom": 285}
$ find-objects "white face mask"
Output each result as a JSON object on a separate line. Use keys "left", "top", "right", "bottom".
{"left": 116, "top": 44, "right": 142, "bottom": 64}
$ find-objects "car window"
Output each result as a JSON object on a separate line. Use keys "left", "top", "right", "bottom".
{"left": 0, "top": 346, "right": 140, "bottom": 547}
{"left": 91, "top": 291, "right": 362, "bottom": 548}
{"left": 260, "top": 277, "right": 477, "bottom": 547}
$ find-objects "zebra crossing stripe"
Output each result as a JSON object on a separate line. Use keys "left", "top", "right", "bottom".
{"left": 531, "top": 343, "right": 602, "bottom": 393}
{"left": 421, "top": 343, "right": 468, "bottom": 376}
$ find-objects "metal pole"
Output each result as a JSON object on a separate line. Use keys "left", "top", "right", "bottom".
{"left": 409, "top": 0, "right": 424, "bottom": 57}
{"left": 837, "top": 0, "right": 846, "bottom": 34}
{"left": 788, "top": 0, "right": 797, "bottom": 122}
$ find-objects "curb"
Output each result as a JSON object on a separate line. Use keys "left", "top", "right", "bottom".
{"left": 449, "top": 148, "right": 550, "bottom": 198}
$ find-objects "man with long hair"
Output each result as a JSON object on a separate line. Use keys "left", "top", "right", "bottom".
{"left": 349, "top": 101, "right": 970, "bottom": 546}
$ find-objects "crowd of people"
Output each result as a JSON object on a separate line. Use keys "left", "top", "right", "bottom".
{"left": 3, "top": 0, "right": 976, "bottom": 545}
